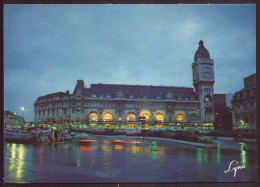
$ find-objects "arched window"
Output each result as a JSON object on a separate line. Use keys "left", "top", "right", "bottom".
{"left": 176, "top": 113, "right": 185, "bottom": 122}
{"left": 126, "top": 113, "right": 136, "bottom": 121}
{"left": 204, "top": 95, "right": 212, "bottom": 105}
{"left": 89, "top": 112, "right": 98, "bottom": 121}
{"left": 140, "top": 113, "right": 150, "bottom": 121}
{"left": 155, "top": 113, "right": 164, "bottom": 122}
{"left": 103, "top": 112, "right": 113, "bottom": 121}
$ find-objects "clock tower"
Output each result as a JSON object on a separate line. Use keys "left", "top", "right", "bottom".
{"left": 192, "top": 40, "right": 215, "bottom": 122}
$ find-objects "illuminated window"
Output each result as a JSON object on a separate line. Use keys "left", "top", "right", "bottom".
{"left": 127, "top": 113, "right": 136, "bottom": 121}
{"left": 204, "top": 96, "right": 212, "bottom": 104}
{"left": 103, "top": 112, "right": 113, "bottom": 121}
{"left": 155, "top": 124, "right": 163, "bottom": 129}
{"left": 155, "top": 113, "right": 164, "bottom": 122}
{"left": 127, "top": 124, "right": 135, "bottom": 129}
{"left": 104, "top": 124, "right": 111, "bottom": 129}
{"left": 176, "top": 113, "right": 185, "bottom": 122}
{"left": 140, "top": 113, "right": 150, "bottom": 121}
{"left": 89, "top": 113, "right": 98, "bottom": 122}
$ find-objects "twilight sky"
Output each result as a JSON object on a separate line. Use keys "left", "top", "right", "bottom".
{"left": 4, "top": 4, "right": 256, "bottom": 121}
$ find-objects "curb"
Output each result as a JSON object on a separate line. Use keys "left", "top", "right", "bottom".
{"left": 121, "top": 135, "right": 217, "bottom": 148}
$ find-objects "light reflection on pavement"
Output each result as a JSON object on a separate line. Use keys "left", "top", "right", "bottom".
{"left": 4, "top": 135, "right": 256, "bottom": 183}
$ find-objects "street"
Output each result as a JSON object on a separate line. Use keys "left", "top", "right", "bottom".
{"left": 4, "top": 135, "right": 256, "bottom": 183}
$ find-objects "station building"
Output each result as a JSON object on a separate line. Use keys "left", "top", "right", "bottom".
{"left": 34, "top": 41, "right": 216, "bottom": 132}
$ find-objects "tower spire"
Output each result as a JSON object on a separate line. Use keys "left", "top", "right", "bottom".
{"left": 199, "top": 40, "right": 204, "bottom": 48}
{"left": 194, "top": 40, "right": 210, "bottom": 61}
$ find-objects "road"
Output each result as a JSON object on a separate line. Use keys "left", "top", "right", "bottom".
{"left": 4, "top": 134, "right": 257, "bottom": 183}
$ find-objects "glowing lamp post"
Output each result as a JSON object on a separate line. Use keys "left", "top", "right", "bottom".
{"left": 21, "top": 106, "right": 26, "bottom": 118}
{"left": 21, "top": 106, "right": 26, "bottom": 126}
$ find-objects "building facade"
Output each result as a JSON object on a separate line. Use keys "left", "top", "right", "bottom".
{"left": 231, "top": 73, "right": 256, "bottom": 135}
{"left": 213, "top": 94, "right": 233, "bottom": 130}
{"left": 4, "top": 111, "right": 26, "bottom": 128}
{"left": 34, "top": 41, "right": 215, "bottom": 132}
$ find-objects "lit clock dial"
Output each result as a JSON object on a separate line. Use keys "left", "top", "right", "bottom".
{"left": 202, "top": 66, "right": 213, "bottom": 79}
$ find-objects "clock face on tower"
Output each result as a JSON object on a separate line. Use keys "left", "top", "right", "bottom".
{"left": 193, "top": 68, "right": 199, "bottom": 81}
{"left": 202, "top": 66, "right": 213, "bottom": 79}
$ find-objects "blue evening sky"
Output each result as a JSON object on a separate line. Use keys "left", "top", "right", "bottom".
{"left": 4, "top": 4, "right": 256, "bottom": 121}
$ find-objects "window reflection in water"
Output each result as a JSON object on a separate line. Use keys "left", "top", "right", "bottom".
{"left": 8, "top": 144, "right": 26, "bottom": 182}
{"left": 197, "top": 148, "right": 220, "bottom": 164}
{"left": 76, "top": 146, "right": 81, "bottom": 168}
{"left": 11, "top": 143, "right": 16, "bottom": 159}
{"left": 217, "top": 148, "right": 221, "bottom": 163}
{"left": 101, "top": 145, "right": 112, "bottom": 153}
{"left": 201, "top": 150, "right": 209, "bottom": 163}
{"left": 114, "top": 144, "right": 123, "bottom": 150}
{"left": 131, "top": 146, "right": 140, "bottom": 154}
{"left": 240, "top": 143, "right": 247, "bottom": 165}
{"left": 151, "top": 149, "right": 165, "bottom": 159}
{"left": 80, "top": 145, "right": 92, "bottom": 152}
{"left": 196, "top": 148, "right": 203, "bottom": 181}
{"left": 197, "top": 148, "right": 203, "bottom": 163}
{"left": 39, "top": 145, "right": 43, "bottom": 165}
{"left": 102, "top": 140, "right": 110, "bottom": 145}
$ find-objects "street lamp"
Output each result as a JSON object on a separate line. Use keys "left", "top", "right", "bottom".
{"left": 21, "top": 106, "right": 26, "bottom": 121}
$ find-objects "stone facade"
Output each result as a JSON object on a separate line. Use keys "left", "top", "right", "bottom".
{"left": 192, "top": 40, "right": 215, "bottom": 122}
{"left": 34, "top": 41, "right": 215, "bottom": 132}
{"left": 231, "top": 73, "right": 256, "bottom": 135}
{"left": 4, "top": 111, "right": 26, "bottom": 128}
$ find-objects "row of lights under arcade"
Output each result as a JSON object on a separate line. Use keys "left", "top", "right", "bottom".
{"left": 35, "top": 108, "right": 214, "bottom": 130}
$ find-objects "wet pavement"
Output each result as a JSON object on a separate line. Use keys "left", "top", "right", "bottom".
{"left": 4, "top": 134, "right": 257, "bottom": 183}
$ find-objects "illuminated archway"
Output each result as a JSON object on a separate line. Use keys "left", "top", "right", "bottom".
{"left": 140, "top": 113, "right": 150, "bottom": 121}
{"left": 127, "top": 113, "right": 136, "bottom": 122}
{"left": 103, "top": 112, "right": 113, "bottom": 121}
{"left": 176, "top": 113, "right": 185, "bottom": 122}
{"left": 155, "top": 113, "right": 164, "bottom": 122}
{"left": 127, "top": 113, "right": 136, "bottom": 128}
{"left": 89, "top": 112, "right": 98, "bottom": 122}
